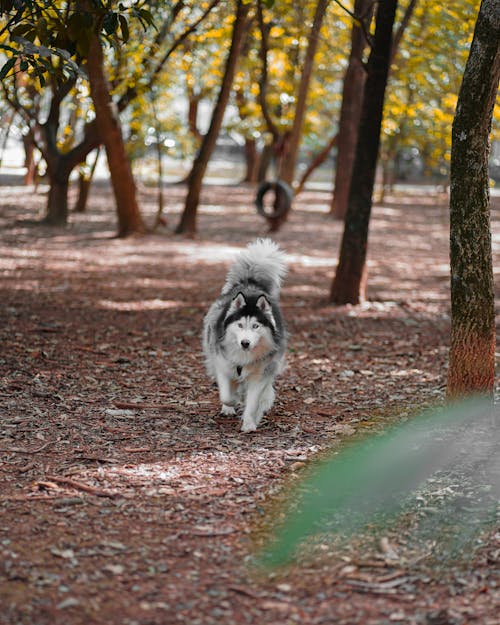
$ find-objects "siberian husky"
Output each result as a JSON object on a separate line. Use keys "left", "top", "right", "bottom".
{"left": 203, "top": 239, "right": 288, "bottom": 432}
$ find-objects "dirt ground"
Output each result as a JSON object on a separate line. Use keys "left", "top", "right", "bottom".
{"left": 0, "top": 178, "right": 498, "bottom": 625}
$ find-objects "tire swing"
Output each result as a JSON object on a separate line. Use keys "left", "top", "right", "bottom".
{"left": 255, "top": 179, "right": 293, "bottom": 232}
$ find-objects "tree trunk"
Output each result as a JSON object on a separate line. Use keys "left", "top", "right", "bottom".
{"left": 257, "top": 141, "right": 274, "bottom": 182}
{"left": 42, "top": 120, "right": 100, "bottom": 223}
{"left": 0, "top": 110, "right": 14, "bottom": 169}
{"left": 188, "top": 94, "right": 202, "bottom": 140}
{"left": 152, "top": 97, "right": 166, "bottom": 229}
{"left": 447, "top": 0, "right": 500, "bottom": 398}
{"left": 330, "top": 0, "right": 398, "bottom": 305}
{"left": 45, "top": 164, "right": 71, "bottom": 225}
{"left": 22, "top": 134, "right": 37, "bottom": 185}
{"left": 175, "top": 0, "right": 250, "bottom": 236}
{"left": 330, "top": 0, "right": 372, "bottom": 220}
{"left": 279, "top": 0, "right": 330, "bottom": 186}
{"left": 74, "top": 174, "right": 91, "bottom": 214}
{"left": 73, "top": 147, "right": 100, "bottom": 213}
{"left": 242, "top": 137, "right": 260, "bottom": 183}
{"left": 87, "top": 36, "right": 146, "bottom": 237}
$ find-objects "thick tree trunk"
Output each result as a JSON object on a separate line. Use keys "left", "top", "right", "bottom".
{"left": 175, "top": 0, "right": 250, "bottom": 236}
{"left": 330, "top": 0, "right": 371, "bottom": 220}
{"left": 447, "top": 0, "right": 500, "bottom": 398}
{"left": 330, "top": 0, "right": 398, "bottom": 305}
{"left": 87, "top": 36, "right": 146, "bottom": 237}
{"left": 45, "top": 165, "right": 71, "bottom": 225}
{"left": 42, "top": 121, "right": 100, "bottom": 223}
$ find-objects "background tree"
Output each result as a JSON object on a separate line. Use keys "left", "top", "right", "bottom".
{"left": 379, "top": 1, "right": 480, "bottom": 193}
{"left": 255, "top": 0, "right": 346, "bottom": 180}
{"left": 0, "top": 0, "right": 222, "bottom": 233}
{"left": 330, "top": 0, "right": 398, "bottom": 305}
{"left": 0, "top": 0, "right": 152, "bottom": 231}
{"left": 329, "top": 0, "right": 372, "bottom": 220}
{"left": 447, "top": 0, "right": 500, "bottom": 397}
{"left": 1, "top": 71, "right": 100, "bottom": 224}
{"left": 278, "top": 0, "right": 330, "bottom": 186}
{"left": 86, "top": 33, "right": 146, "bottom": 236}
{"left": 175, "top": 0, "right": 250, "bottom": 237}
{"left": 331, "top": 0, "right": 419, "bottom": 218}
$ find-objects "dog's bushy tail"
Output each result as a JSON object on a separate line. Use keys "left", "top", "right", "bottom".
{"left": 222, "top": 238, "right": 287, "bottom": 298}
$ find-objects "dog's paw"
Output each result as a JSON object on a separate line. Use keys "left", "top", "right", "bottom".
{"left": 241, "top": 419, "right": 257, "bottom": 433}
{"left": 221, "top": 404, "right": 236, "bottom": 416}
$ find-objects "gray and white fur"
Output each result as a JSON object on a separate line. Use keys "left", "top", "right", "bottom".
{"left": 203, "top": 239, "right": 288, "bottom": 432}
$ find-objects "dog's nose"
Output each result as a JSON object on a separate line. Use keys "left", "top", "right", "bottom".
{"left": 241, "top": 339, "right": 250, "bottom": 349}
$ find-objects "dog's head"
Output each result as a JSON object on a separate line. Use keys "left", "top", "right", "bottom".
{"left": 223, "top": 292, "right": 276, "bottom": 359}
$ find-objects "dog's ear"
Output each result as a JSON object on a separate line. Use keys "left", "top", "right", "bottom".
{"left": 257, "top": 295, "right": 276, "bottom": 327}
{"left": 226, "top": 292, "right": 246, "bottom": 317}
{"left": 257, "top": 295, "right": 271, "bottom": 314}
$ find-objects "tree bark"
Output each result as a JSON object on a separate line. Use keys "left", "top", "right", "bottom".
{"left": 74, "top": 174, "right": 91, "bottom": 214}
{"left": 87, "top": 36, "right": 146, "bottom": 237}
{"left": 447, "top": 0, "right": 500, "bottom": 398}
{"left": 330, "top": 0, "right": 398, "bottom": 305}
{"left": 175, "top": 0, "right": 250, "bottom": 236}
{"left": 45, "top": 164, "right": 71, "bottom": 225}
{"left": 187, "top": 93, "right": 203, "bottom": 141}
{"left": 242, "top": 137, "right": 260, "bottom": 183}
{"left": 22, "top": 133, "right": 37, "bottom": 185}
{"left": 330, "top": 0, "right": 372, "bottom": 220}
{"left": 257, "top": 141, "right": 274, "bottom": 182}
{"left": 73, "top": 147, "right": 100, "bottom": 213}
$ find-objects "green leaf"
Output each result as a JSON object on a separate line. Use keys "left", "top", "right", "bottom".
{"left": 103, "top": 11, "right": 119, "bottom": 35}
{"left": 0, "top": 56, "right": 17, "bottom": 80}
{"left": 118, "top": 14, "right": 129, "bottom": 42}
{"left": 138, "top": 8, "right": 155, "bottom": 26}
{"left": 12, "top": 36, "right": 52, "bottom": 58}
{"left": 0, "top": 43, "right": 19, "bottom": 54}
{"left": 11, "top": 22, "right": 36, "bottom": 37}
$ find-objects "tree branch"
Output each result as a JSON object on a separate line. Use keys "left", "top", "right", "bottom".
{"left": 295, "top": 132, "right": 338, "bottom": 195}
{"left": 332, "top": 0, "right": 376, "bottom": 50}
{"left": 391, "top": 0, "right": 419, "bottom": 63}
{"left": 118, "top": 0, "right": 222, "bottom": 111}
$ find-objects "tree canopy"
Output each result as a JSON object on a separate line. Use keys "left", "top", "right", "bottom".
{"left": 0, "top": 0, "right": 498, "bottom": 217}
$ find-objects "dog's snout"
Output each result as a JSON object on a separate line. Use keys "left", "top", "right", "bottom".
{"left": 241, "top": 339, "right": 250, "bottom": 349}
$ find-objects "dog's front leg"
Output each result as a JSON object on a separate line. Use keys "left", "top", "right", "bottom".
{"left": 241, "top": 379, "right": 274, "bottom": 433}
{"left": 216, "top": 372, "right": 237, "bottom": 416}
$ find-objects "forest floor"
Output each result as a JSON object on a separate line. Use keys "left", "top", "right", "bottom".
{"left": 0, "top": 178, "right": 499, "bottom": 625}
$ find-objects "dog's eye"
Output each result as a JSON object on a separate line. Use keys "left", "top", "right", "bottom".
{"left": 252, "top": 323, "right": 260, "bottom": 330}
{"left": 237, "top": 323, "right": 243, "bottom": 329}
